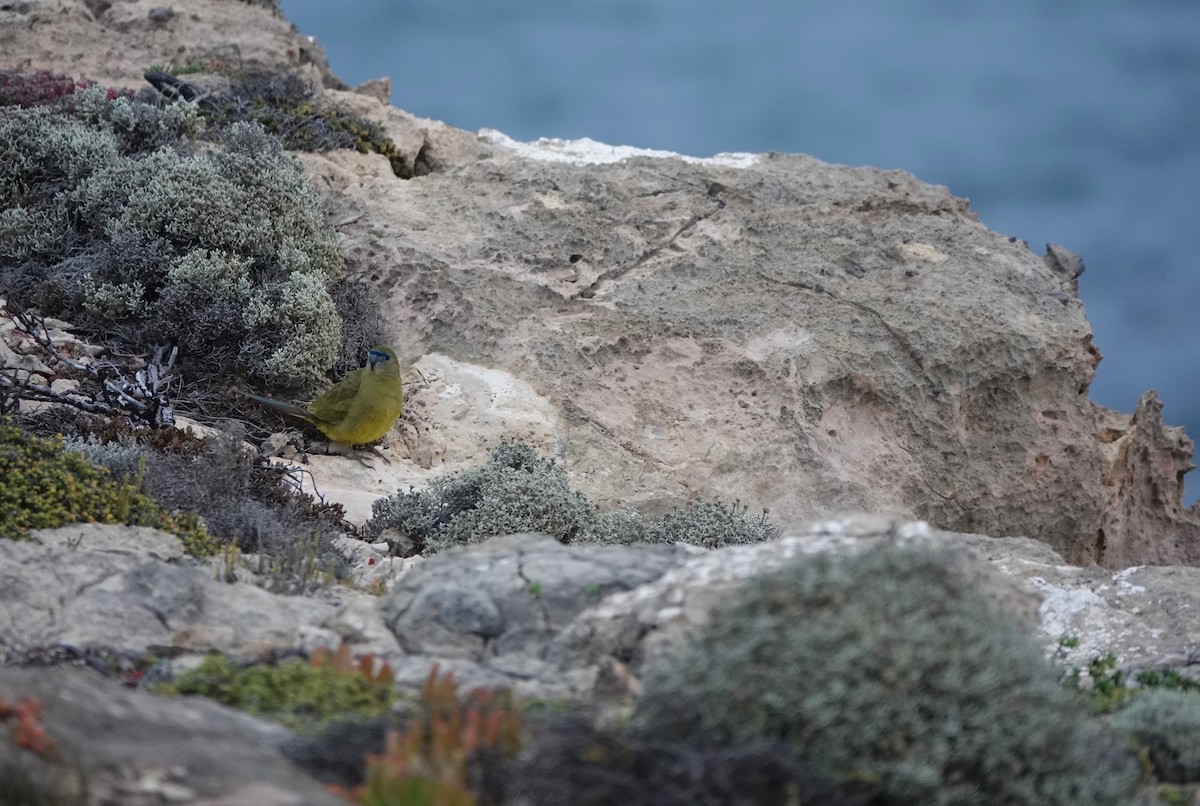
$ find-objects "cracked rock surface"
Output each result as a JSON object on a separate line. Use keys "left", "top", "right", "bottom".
{"left": 380, "top": 533, "right": 687, "bottom": 692}
{"left": 303, "top": 121, "right": 1200, "bottom": 566}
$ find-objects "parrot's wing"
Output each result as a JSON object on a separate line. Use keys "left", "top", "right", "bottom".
{"left": 307, "top": 367, "right": 365, "bottom": 423}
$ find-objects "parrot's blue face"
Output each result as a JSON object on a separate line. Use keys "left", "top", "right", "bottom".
{"left": 368, "top": 348, "right": 390, "bottom": 370}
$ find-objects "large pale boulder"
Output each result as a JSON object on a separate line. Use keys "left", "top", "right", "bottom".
{"left": 311, "top": 122, "right": 1200, "bottom": 565}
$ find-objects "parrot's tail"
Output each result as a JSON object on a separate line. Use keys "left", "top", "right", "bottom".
{"left": 246, "top": 394, "right": 314, "bottom": 424}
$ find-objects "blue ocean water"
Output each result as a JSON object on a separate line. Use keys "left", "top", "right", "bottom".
{"left": 281, "top": 0, "right": 1200, "bottom": 503}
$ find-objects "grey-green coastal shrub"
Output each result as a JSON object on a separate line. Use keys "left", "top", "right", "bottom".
{"left": 0, "top": 98, "right": 341, "bottom": 389}
{"left": 366, "top": 440, "right": 779, "bottom": 556}
{"left": 367, "top": 441, "right": 605, "bottom": 555}
{"left": 1109, "top": 689, "right": 1200, "bottom": 783}
{"left": 634, "top": 546, "right": 1143, "bottom": 806}
{"left": 645, "top": 498, "right": 780, "bottom": 548}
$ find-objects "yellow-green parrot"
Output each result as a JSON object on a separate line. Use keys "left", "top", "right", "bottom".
{"left": 248, "top": 346, "right": 404, "bottom": 445}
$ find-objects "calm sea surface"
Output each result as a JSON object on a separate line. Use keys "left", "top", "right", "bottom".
{"left": 282, "top": 0, "right": 1200, "bottom": 502}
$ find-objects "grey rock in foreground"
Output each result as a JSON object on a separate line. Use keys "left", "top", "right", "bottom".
{"left": 545, "top": 517, "right": 1200, "bottom": 691}
{"left": 376, "top": 520, "right": 1200, "bottom": 699}
{"left": 0, "top": 666, "right": 343, "bottom": 806}
{"left": 4, "top": 521, "right": 1200, "bottom": 704}
{"left": 0, "top": 524, "right": 400, "bottom": 668}
{"left": 380, "top": 533, "right": 688, "bottom": 694}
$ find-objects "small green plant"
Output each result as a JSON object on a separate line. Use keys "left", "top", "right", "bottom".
{"left": 1084, "top": 653, "right": 1135, "bottom": 713}
{"left": 218, "top": 540, "right": 242, "bottom": 584}
{"left": 146, "top": 60, "right": 212, "bottom": 77}
{"left": 1156, "top": 785, "right": 1190, "bottom": 805}
{"left": 0, "top": 421, "right": 217, "bottom": 555}
{"left": 645, "top": 498, "right": 780, "bottom": 548}
{"left": 157, "top": 645, "right": 396, "bottom": 732}
{"left": 528, "top": 580, "right": 543, "bottom": 598}
{"left": 1060, "top": 652, "right": 1200, "bottom": 714}
{"left": 335, "top": 665, "right": 521, "bottom": 806}
{"left": 1132, "top": 669, "right": 1200, "bottom": 695}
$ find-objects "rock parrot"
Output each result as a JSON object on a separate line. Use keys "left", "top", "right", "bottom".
{"left": 248, "top": 346, "right": 404, "bottom": 446}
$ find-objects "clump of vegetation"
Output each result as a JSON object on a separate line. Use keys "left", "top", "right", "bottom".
{"left": 0, "top": 420, "right": 216, "bottom": 556}
{"left": 367, "top": 441, "right": 601, "bottom": 555}
{"left": 634, "top": 545, "right": 1142, "bottom": 805}
{"left": 1109, "top": 690, "right": 1200, "bottom": 784}
{"left": 1, "top": 69, "right": 88, "bottom": 106}
{"left": 145, "top": 69, "right": 411, "bottom": 178}
{"left": 645, "top": 498, "right": 780, "bottom": 548}
{"left": 1064, "top": 652, "right": 1139, "bottom": 713}
{"left": 365, "top": 440, "right": 779, "bottom": 556}
{"left": 66, "top": 422, "right": 348, "bottom": 593}
{"left": 0, "top": 84, "right": 345, "bottom": 390}
{"left": 219, "top": 72, "right": 411, "bottom": 178}
{"left": 334, "top": 666, "right": 521, "bottom": 806}
{"left": 157, "top": 645, "right": 395, "bottom": 733}
{"left": 0, "top": 68, "right": 132, "bottom": 109}
{"left": 1061, "top": 650, "right": 1200, "bottom": 714}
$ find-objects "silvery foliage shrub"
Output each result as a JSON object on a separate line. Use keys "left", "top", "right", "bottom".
{"left": 636, "top": 546, "right": 1143, "bottom": 806}
{"left": 367, "top": 440, "right": 779, "bottom": 555}
{"left": 1109, "top": 689, "right": 1200, "bottom": 783}
{"left": 0, "top": 90, "right": 341, "bottom": 389}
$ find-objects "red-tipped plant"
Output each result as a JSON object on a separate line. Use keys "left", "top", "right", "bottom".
{"left": 0, "top": 696, "right": 57, "bottom": 756}
{"left": 312, "top": 643, "right": 395, "bottom": 685}
{"left": 335, "top": 665, "right": 521, "bottom": 806}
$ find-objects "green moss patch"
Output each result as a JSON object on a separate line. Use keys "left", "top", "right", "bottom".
{"left": 157, "top": 651, "right": 396, "bottom": 733}
{"left": 0, "top": 421, "right": 216, "bottom": 555}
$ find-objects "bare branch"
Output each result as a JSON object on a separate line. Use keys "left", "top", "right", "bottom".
{"left": 2, "top": 309, "right": 178, "bottom": 427}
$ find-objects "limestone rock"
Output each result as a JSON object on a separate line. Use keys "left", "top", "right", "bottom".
{"left": 1092, "top": 390, "right": 1200, "bottom": 567}
{"left": 379, "top": 533, "right": 687, "bottom": 694}
{"left": 315, "top": 132, "right": 1127, "bottom": 563}
{"left": 0, "top": 531, "right": 398, "bottom": 666}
